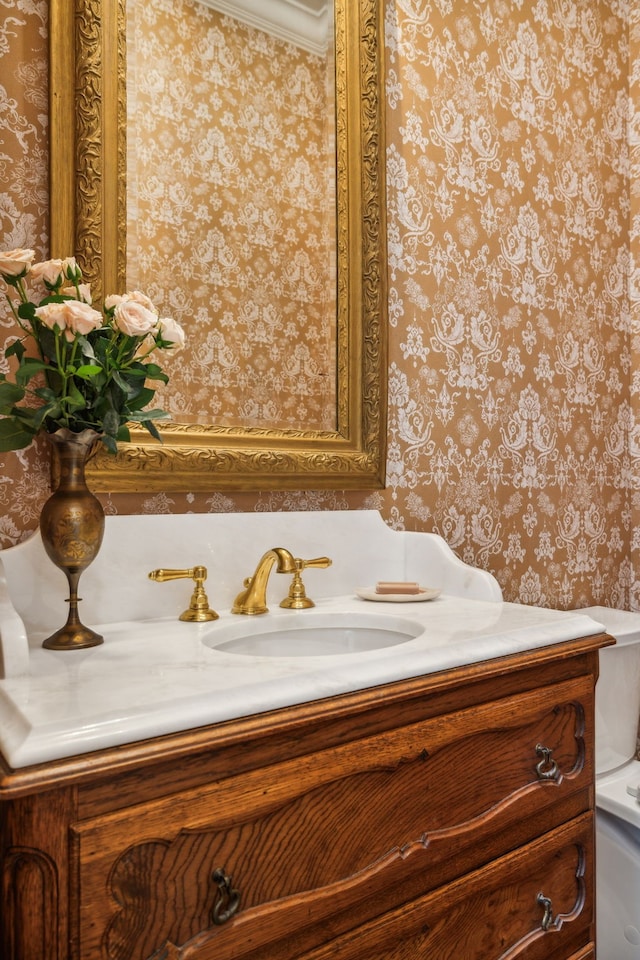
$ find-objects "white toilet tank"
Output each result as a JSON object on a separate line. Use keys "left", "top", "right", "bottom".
{"left": 582, "top": 606, "right": 640, "bottom": 776}
{"left": 581, "top": 607, "right": 640, "bottom": 960}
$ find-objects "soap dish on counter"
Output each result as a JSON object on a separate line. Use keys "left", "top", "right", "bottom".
{"left": 355, "top": 586, "right": 441, "bottom": 603}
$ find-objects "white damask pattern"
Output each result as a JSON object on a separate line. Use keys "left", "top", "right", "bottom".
{"left": 383, "top": 0, "right": 633, "bottom": 608}
{"left": 127, "top": 0, "right": 336, "bottom": 430}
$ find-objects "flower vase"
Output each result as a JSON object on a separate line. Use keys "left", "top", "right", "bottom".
{"left": 40, "top": 428, "right": 105, "bottom": 650}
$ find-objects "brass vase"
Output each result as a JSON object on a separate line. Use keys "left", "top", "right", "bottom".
{"left": 40, "top": 428, "right": 105, "bottom": 650}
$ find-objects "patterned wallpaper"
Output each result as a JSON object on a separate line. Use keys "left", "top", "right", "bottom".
{"left": 127, "top": 0, "right": 337, "bottom": 431}
{"left": 0, "top": 0, "right": 638, "bottom": 612}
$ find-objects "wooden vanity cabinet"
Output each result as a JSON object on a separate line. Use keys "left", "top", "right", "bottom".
{"left": 0, "top": 633, "right": 608, "bottom": 960}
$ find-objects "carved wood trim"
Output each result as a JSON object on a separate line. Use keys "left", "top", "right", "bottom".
{"left": 2, "top": 847, "right": 59, "bottom": 958}
{"left": 143, "top": 815, "right": 592, "bottom": 960}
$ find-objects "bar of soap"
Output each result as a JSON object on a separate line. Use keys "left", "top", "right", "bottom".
{"left": 375, "top": 581, "right": 422, "bottom": 595}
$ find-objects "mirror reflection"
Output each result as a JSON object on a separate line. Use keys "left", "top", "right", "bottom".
{"left": 127, "top": 0, "right": 337, "bottom": 431}
{"left": 50, "top": 0, "right": 387, "bottom": 492}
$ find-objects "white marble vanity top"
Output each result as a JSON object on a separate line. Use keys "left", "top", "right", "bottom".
{"left": 0, "top": 594, "right": 605, "bottom": 769}
{"left": 0, "top": 510, "right": 606, "bottom": 768}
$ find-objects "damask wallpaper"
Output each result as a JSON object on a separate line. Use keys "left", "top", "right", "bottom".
{"left": 127, "top": 0, "right": 337, "bottom": 431}
{"left": 0, "top": 0, "right": 638, "bottom": 612}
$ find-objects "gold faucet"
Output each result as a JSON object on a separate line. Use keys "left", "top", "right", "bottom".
{"left": 148, "top": 566, "right": 218, "bottom": 622}
{"left": 232, "top": 548, "right": 296, "bottom": 615}
{"left": 232, "top": 548, "right": 332, "bottom": 615}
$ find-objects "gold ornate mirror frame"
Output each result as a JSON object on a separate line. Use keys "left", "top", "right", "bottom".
{"left": 49, "top": 0, "right": 387, "bottom": 492}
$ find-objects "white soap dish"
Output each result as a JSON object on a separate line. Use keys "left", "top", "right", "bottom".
{"left": 355, "top": 586, "right": 441, "bottom": 603}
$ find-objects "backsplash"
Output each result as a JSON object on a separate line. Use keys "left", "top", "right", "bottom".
{"left": 1, "top": 0, "right": 639, "bottom": 612}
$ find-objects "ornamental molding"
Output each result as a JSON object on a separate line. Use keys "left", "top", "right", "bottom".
{"left": 198, "top": 0, "right": 330, "bottom": 55}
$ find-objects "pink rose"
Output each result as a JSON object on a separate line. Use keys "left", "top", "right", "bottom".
{"left": 0, "top": 248, "right": 35, "bottom": 280}
{"left": 36, "top": 301, "right": 103, "bottom": 341}
{"left": 35, "top": 302, "right": 67, "bottom": 332}
{"left": 125, "top": 290, "right": 157, "bottom": 313}
{"left": 104, "top": 293, "right": 124, "bottom": 310}
{"left": 157, "top": 317, "right": 185, "bottom": 350}
{"left": 113, "top": 300, "right": 159, "bottom": 337}
{"left": 105, "top": 290, "right": 157, "bottom": 313}
{"left": 30, "top": 258, "right": 65, "bottom": 286}
{"left": 62, "top": 300, "right": 103, "bottom": 337}
{"left": 61, "top": 283, "right": 92, "bottom": 304}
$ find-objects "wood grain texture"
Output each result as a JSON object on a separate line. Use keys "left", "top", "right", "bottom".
{"left": 0, "top": 789, "right": 75, "bottom": 960}
{"left": 149, "top": 815, "right": 593, "bottom": 960}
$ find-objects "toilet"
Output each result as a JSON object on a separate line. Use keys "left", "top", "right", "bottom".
{"left": 583, "top": 606, "right": 640, "bottom": 959}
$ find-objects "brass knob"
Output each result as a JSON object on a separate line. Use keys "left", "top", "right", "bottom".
{"left": 280, "top": 556, "right": 332, "bottom": 609}
{"left": 148, "top": 566, "right": 218, "bottom": 622}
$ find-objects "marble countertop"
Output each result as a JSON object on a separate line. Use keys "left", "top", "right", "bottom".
{"left": 0, "top": 593, "right": 605, "bottom": 769}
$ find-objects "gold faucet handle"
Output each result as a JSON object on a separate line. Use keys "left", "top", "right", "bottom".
{"left": 149, "top": 567, "right": 198, "bottom": 583}
{"left": 279, "top": 556, "right": 332, "bottom": 610}
{"left": 299, "top": 556, "right": 332, "bottom": 570}
{"left": 148, "top": 566, "right": 218, "bottom": 622}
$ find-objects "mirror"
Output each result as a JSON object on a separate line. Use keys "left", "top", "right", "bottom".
{"left": 49, "top": 0, "right": 387, "bottom": 492}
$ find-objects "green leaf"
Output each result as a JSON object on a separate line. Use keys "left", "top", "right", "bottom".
{"left": 90, "top": 338, "right": 106, "bottom": 363}
{"left": 33, "top": 386, "right": 58, "bottom": 402}
{"left": 120, "top": 365, "right": 146, "bottom": 379}
{"left": 77, "top": 335, "right": 98, "bottom": 361}
{"left": 15, "top": 357, "right": 48, "bottom": 386}
{"left": 16, "top": 396, "right": 62, "bottom": 427}
{"left": 128, "top": 408, "right": 171, "bottom": 422}
{"left": 125, "top": 386, "right": 156, "bottom": 412}
{"left": 0, "top": 381, "right": 25, "bottom": 413}
{"left": 140, "top": 418, "right": 163, "bottom": 442}
{"left": 101, "top": 433, "right": 118, "bottom": 455}
{"left": 5, "top": 340, "right": 25, "bottom": 361}
{"left": 0, "top": 418, "right": 36, "bottom": 451}
{"left": 37, "top": 327, "right": 59, "bottom": 364}
{"left": 30, "top": 403, "right": 61, "bottom": 432}
{"left": 102, "top": 408, "right": 121, "bottom": 438}
{"left": 112, "top": 370, "right": 141, "bottom": 399}
{"left": 14, "top": 407, "right": 46, "bottom": 430}
{"left": 39, "top": 293, "right": 68, "bottom": 305}
{"left": 61, "top": 380, "right": 88, "bottom": 413}
{"left": 142, "top": 363, "right": 168, "bottom": 383}
{"left": 74, "top": 364, "right": 103, "bottom": 380}
{"left": 17, "top": 301, "right": 36, "bottom": 322}
{"left": 44, "top": 371, "right": 65, "bottom": 399}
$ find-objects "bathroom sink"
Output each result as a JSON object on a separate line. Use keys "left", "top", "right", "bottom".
{"left": 203, "top": 612, "right": 425, "bottom": 658}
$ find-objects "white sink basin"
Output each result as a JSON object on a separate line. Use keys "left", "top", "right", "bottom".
{"left": 203, "top": 612, "right": 425, "bottom": 657}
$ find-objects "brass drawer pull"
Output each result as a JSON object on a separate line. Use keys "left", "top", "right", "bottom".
{"left": 537, "top": 892, "right": 555, "bottom": 931}
{"left": 535, "top": 744, "right": 559, "bottom": 781}
{"left": 211, "top": 868, "right": 241, "bottom": 925}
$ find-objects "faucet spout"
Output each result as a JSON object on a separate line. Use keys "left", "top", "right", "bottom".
{"left": 232, "top": 547, "right": 296, "bottom": 615}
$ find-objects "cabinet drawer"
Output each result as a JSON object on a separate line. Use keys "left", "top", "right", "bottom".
{"left": 73, "top": 675, "right": 593, "bottom": 960}
{"left": 292, "top": 812, "right": 594, "bottom": 960}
